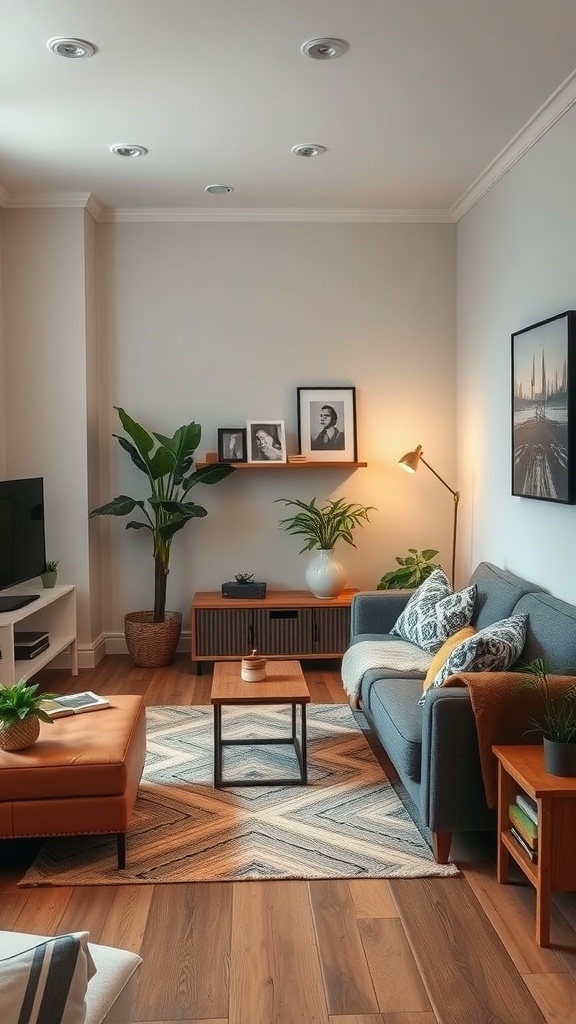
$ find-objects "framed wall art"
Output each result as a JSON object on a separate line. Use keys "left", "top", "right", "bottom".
{"left": 217, "top": 428, "right": 247, "bottom": 463}
{"left": 246, "top": 420, "right": 287, "bottom": 463}
{"left": 297, "top": 386, "right": 357, "bottom": 462}
{"left": 511, "top": 310, "right": 576, "bottom": 503}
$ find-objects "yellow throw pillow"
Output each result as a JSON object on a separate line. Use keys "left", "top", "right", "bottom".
{"left": 422, "top": 625, "right": 477, "bottom": 693}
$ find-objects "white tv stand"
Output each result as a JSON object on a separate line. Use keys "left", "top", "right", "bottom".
{"left": 0, "top": 583, "right": 78, "bottom": 686}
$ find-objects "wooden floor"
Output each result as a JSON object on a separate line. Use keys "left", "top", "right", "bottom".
{"left": 3, "top": 655, "right": 576, "bottom": 1024}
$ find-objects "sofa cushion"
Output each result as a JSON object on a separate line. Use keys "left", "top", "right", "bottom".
{"left": 431, "top": 613, "right": 528, "bottom": 688}
{"left": 422, "top": 625, "right": 477, "bottom": 694}
{"left": 469, "top": 562, "right": 543, "bottom": 631}
{"left": 391, "top": 567, "right": 476, "bottom": 654}
{"left": 363, "top": 676, "right": 424, "bottom": 783}
{"left": 0, "top": 931, "right": 95, "bottom": 1024}
{"left": 514, "top": 591, "right": 576, "bottom": 672}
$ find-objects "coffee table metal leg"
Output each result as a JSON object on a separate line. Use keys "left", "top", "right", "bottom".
{"left": 300, "top": 703, "right": 308, "bottom": 784}
{"left": 214, "top": 705, "right": 222, "bottom": 787}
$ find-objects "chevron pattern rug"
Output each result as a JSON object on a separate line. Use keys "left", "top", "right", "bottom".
{"left": 20, "top": 704, "right": 458, "bottom": 885}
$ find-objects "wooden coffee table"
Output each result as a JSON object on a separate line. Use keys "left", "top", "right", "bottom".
{"left": 210, "top": 660, "right": 310, "bottom": 788}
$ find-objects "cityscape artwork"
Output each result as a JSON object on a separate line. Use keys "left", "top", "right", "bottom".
{"left": 512, "top": 310, "right": 576, "bottom": 503}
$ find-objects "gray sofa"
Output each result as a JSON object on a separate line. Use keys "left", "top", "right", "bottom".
{"left": 349, "top": 561, "right": 576, "bottom": 863}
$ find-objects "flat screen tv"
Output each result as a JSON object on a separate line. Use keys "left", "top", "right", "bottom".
{"left": 0, "top": 477, "right": 46, "bottom": 596}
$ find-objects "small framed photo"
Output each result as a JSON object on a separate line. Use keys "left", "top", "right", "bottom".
{"left": 247, "top": 420, "right": 287, "bottom": 463}
{"left": 512, "top": 311, "right": 576, "bottom": 503}
{"left": 217, "top": 428, "right": 247, "bottom": 463}
{"left": 297, "top": 386, "right": 357, "bottom": 461}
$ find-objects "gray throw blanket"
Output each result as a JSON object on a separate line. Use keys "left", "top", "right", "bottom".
{"left": 341, "top": 640, "right": 432, "bottom": 707}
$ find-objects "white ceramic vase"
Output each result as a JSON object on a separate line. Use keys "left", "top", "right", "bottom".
{"left": 305, "top": 548, "right": 346, "bottom": 599}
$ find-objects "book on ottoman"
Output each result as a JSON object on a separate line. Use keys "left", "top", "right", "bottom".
{"left": 41, "top": 691, "right": 111, "bottom": 718}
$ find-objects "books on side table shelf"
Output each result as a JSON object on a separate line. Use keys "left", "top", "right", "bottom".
{"left": 41, "top": 691, "right": 111, "bottom": 719}
{"left": 509, "top": 792, "right": 539, "bottom": 863}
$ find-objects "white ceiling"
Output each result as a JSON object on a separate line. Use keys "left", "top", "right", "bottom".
{"left": 2, "top": 0, "right": 576, "bottom": 219}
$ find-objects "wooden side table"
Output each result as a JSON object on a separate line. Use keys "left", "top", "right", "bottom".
{"left": 493, "top": 744, "right": 576, "bottom": 946}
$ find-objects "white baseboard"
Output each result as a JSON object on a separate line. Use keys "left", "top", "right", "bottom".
{"left": 46, "top": 632, "right": 192, "bottom": 671}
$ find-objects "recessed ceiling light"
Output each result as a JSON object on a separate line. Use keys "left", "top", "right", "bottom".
{"left": 301, "top": 38, "right": 349, "bottom": 60}
{"left": 205, "top": 184, "right": 234, "bottom": 195}
{"left": 109, "top": 144, "right": 148, "bottom": 158}
{"left": 47, "top": 37, "right": 96, "bottom": 59}
{"left": 291, "top": 144, "right": 327, "bottom": 158}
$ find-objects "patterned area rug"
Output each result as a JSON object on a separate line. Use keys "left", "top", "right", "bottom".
{"left": 20, "top": 704, "right": 458, "bottom": 885}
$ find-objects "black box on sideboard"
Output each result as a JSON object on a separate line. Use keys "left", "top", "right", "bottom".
{"left": 221, "top": 582, "right": 267, "bottom": 599}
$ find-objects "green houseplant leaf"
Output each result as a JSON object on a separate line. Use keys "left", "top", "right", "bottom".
{"left": 0, "top": 679, "right": 58, "bottom": 726}
{"left": 376, "top": 548, "right": 440, "bottom": 590}
{"left": 517, "top": 659, "right": 576, "bottom": 743}
{"left": 90, "top": 407, "right": 235, "bottom": 622}
{"left": 275, "top": 496, "right": 375, "bottom": 554}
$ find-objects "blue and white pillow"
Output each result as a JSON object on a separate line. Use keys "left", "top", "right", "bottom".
{"left": 0, "top": 932, "right": 95, "bottom": 1024}
{"left": 391, "top": 567, "right": 477, "bottom": 655}
{"left": 431, "top": 613, "right": 528, "bottom": 688}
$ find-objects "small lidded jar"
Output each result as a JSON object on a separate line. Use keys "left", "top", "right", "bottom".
{"left": 241, "top": 649, "right": 267, "bottom": 683}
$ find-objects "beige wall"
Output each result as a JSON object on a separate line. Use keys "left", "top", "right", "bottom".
{"left": 0, "top": 215, "right": 457, "bottom": 650}
{"left": 457, "top": 103, "right": 576, "bottom": 603}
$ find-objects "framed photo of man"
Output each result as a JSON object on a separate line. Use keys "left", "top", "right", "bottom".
{"left": 217, "top": 428, "right": 247, "bottom": 463}
{"left": 297, "top": 386, "right": 357, "bottom": 462}
{"left": 247, "top": 421, "right": 287, "bottom": 463}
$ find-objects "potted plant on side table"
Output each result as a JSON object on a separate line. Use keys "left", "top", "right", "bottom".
{"left": 275, "top": 496, "right": 374, "bottom": 598}
{"left": 0, "top": 679, "right": 57, "bottom": 751}
{"left": 41, "top": 559, "right": 59, "bottom": 589}
{"left": 90, "top": 407, "right": 234, "bottom": 667}
{"left": 519, "top": 658, "right": 576, "bottom": 777}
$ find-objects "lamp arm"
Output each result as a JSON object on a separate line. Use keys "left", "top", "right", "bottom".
{"left": 419, "top": 456, "right": 458, "bottom": 498}
{"left": 419, "top": 456, "right": 460, "bottom": 586}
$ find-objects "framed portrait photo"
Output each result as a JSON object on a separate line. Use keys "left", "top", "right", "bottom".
{"left": 297, "top": 386, "right": 357, "bottom": 462}
{"left": 247, "top": 420, "right": 287, "bottom": 463}
{"left": 217, "top": 427, "right": 247, "bottom": 463}
{"left": 511, "top": 310, "right": 576, "bottom": 503}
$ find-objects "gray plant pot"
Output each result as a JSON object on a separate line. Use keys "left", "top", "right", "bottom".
{"left": 543, "top": 737, "right": 576, "bottom": 777}
{"left": 41, "top": 571, "right": 57, "bottom": 589}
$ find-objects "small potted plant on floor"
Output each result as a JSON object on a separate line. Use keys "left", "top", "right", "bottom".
{"left": 275, "top": 496, "right": 374, "bottom": 599}
{"left": 0, "top": 679, "right": 57, "bottom": 751}
{"left": 519, "top": 658, "right": 576, "bottom": 776}
{"left": 90, "top": 407, "right": 234, "bottom": 667}
{"left": 41, "top": 559, "right": 59, "bottom": 589}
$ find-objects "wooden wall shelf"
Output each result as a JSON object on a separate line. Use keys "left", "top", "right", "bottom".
{"left": 197, "top": 455, "right": 367, "bottom": 470}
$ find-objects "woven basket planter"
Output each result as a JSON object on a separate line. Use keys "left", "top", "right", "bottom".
{"left": 0, "top": 714, "right": 40, "bottom": 751}
{"left": 124, "top": 610, "right": 183, "bottom": 668}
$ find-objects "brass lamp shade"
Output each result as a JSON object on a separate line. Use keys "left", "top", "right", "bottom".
{"left": 398, "top": 444, "right": 459, "bottom": 586}
{"left": 398, "top": 445, "right": 423, "bottom": 473}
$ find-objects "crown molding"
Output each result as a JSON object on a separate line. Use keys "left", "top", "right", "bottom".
{"left": 98, "top": 206, "right": 453, "bottom": 224}
{"left": 451, "top": 67, "right": 576, "bottom": 222}
{"left": 4, "top": 192, "right": 95, "bottom": 210}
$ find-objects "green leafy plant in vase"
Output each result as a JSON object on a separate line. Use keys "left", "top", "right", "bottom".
{"left": 376, "top": 548, "right": 440, "bottom": 590}
{"left": 41, "top": 558, "right": 59, "bottom": 589}
{"left": 0, "top": 679, "right": 58, "bottom": 751}
{"left": 518, "top": 658, "right": 576, "bottom": 777}
{"left": 275, "top": 496, "right": 375, "bottom": 599}
{"left": 90, "top": 407, "right": 235, "bottom": 666}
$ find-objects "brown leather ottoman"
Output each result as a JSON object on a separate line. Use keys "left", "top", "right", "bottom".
{"left": 0, "top": 695, "right": 146, "bottom": 868}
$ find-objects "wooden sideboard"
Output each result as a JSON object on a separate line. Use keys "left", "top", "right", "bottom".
{"left": 190, "top": 588, "right": 356, "bottom": 672}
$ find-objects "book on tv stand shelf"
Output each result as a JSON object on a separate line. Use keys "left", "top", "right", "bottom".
{"left": 41, "top": 691, "right": 110, "bottom": 718}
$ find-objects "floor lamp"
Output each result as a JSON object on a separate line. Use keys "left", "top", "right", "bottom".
{"left": 398, "top": 445, "right": 460, "bottom": 587}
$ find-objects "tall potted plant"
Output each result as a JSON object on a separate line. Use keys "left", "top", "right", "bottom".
{"left": 275, "top": 496, "right": 374, "bottom": 598}
{"left": 90, "top": 407, "right": 234, "bottom": 666}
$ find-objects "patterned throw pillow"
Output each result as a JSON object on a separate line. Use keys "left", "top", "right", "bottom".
{"left": 391, "top": 567, "right": 477, "bottom": 655}
{"left": 431, "top": 613, "right": 528, "bottom": 688}
{"left": 0, "top": 932, "right": 96, "bottom": 1024}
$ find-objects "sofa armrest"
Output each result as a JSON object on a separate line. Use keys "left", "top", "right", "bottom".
{"left": 419, "top": 687, "right": 494, "bottom": 833}
{"left": 350, "top": 590, "right": 412, "bottom": 638}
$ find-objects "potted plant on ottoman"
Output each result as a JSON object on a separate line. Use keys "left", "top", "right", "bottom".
{"left": 520, "top": 659, "right": 576, "bottom": 776}
{"left": 0, "top": 679, "right": 57, "bottom": 751}
{"left": 275, "top": 496, "right": 374, "bottom": 598}
{"left": 90, "top": 407, "right": 234, "bottom": 667}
